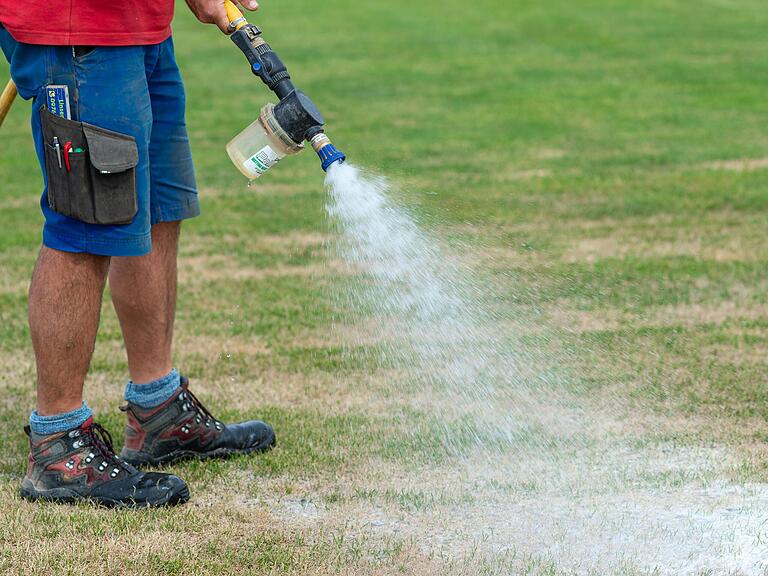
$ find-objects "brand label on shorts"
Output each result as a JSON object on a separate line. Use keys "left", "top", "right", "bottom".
{"left": 45, "top": 85, "right": 71, "bottom": 119}
{"left": 245, "top": 146, "right": 280, "bottom": 175}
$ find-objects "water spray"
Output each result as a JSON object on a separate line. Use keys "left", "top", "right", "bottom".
{"left": 223, "top": 0, "right": 346, "bottom": 179}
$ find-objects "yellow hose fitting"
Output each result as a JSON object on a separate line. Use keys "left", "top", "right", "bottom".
{"left": 225, "top": 0, "right": 248, "bottom": 33}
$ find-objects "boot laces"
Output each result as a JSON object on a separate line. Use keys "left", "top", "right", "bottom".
{"left": 181, "top": 388, "right": 222, "bottom": 431}
{"left": 81, "top": 422, "right": 126, "bottom": 470}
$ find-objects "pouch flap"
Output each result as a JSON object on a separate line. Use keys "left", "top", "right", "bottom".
{"left": 82, "top": 123, "right": 139, "bottom": 173}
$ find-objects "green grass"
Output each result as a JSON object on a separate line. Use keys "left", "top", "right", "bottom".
{"left": 2, "top": 0, "right": 768, "bottom": 574}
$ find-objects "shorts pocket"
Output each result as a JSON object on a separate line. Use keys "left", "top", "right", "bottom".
{"left": 82, "top": 123, "right": 139, "bottom": 225}
{"left": 39, "top": 106, "right": 139, "bottom": 225}
{"left": 73, "top": 46, "right": 97, "bottom": 59}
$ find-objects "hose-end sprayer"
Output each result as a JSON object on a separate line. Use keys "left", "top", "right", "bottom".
{"left": 223, "top": 1, "right": 345, "bottom": 179}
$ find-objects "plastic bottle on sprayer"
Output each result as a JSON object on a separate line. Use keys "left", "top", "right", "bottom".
{"left": 226, "top": 103, "right": 305, "bottom": 180}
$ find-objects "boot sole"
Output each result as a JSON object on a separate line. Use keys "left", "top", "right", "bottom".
{"left": 121, "top": 429, "right": 276, "bottom": 468}
{"left": 19, "top": 479, "right": 190, "bottom": 508}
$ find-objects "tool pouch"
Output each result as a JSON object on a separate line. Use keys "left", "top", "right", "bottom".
{"left": 40, "top": 106, "right": 139, "bottom": 225}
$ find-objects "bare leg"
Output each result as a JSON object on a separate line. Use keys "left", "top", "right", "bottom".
{"left": 109, "top": 221, "right": 181, "bottom": 384}
{"left": 28, "top": 247, "right": 110, "bottom": 416}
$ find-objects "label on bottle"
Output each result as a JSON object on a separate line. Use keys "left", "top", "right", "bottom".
{"left": 245, "top": 146, "right": 280, "bottom": 175}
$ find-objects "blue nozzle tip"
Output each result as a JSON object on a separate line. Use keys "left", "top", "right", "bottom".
{"left": 252, "top": 62, "right": 262, "bottom": 72}
{"left": 318, "top": 144, "right": 346, "bottom": 172}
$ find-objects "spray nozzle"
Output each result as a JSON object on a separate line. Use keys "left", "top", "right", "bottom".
{"left": 311, "top": 134, "right": 346, "bottom": 172}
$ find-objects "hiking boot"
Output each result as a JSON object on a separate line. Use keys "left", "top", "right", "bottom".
{"left": 20, "top": 417, "right": 189, "bottom": 508}
{"left": 120, "top": 375, "right": 275, "bottom": 467}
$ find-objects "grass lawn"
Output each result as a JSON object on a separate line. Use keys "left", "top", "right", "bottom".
{"left": 3, "top": 0, "right": 768, "bottom": 574}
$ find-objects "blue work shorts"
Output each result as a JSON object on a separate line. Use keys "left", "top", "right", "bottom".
{"left": 0, "top": 29, "right": 199, "bottom": 256}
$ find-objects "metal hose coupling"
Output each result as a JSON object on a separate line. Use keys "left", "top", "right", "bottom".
{"left": 311, "top": 133, "right": 346, "bottom": 172}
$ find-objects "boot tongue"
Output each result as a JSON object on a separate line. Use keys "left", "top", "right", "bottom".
{"left": 80, "top": 416, "right": 95, "bottom": 430}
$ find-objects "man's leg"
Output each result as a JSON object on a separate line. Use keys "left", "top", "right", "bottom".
{"left": 13, "top": 39, "right": 189, "bottom": 507}
{"left": 108, "top": 221, "right": 181, "bottom": 385}
{"left": 117, "top": 37, "right": 274, "bottom": 467}
{"left": 28, "top": 247, "right": 109, "bottom": 416}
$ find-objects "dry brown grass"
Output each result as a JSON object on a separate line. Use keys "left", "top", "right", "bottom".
{"left": 547, "top": 299, "right": 768, "bottom": 334}
{"left": 181, "top": 230, "right": 332, "bottom": 256}
{"left": 0, "top": 350, "right": 35, "bottom": 393}
{"left": 0, "top": 478, "right": 482, "bottom": 576}
{"left": 562, "top": 234, "right": 763, "bottom": 263}
{"left": 179, "top": 252, "right": 352, "bottom": 284}
{"left": 703, "top": 157, "right": 768, "bottom": 172}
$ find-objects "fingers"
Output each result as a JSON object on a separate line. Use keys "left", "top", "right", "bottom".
{"left": 237, "top": 0, "right": 259, "bottom": 10}
{"left": 219, "top": 0, "right": 258, "bottom": 34}
{"left": 213, "top": 6, "right": 232, "bottom": 34}
{"left": 190, "top": 0, "right": 259, "bottom": 34}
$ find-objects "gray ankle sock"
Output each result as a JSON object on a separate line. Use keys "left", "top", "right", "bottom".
{"left": 124, "top": 368, "right": 181, "bottom": 408}
{"left": 29, "top": 402, "right": 93, "bottom": 436}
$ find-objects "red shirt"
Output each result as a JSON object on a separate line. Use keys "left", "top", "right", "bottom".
{"left": 0, "top": 1, "right": 174, "bottom": 46}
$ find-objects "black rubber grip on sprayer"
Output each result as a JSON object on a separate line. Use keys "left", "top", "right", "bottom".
{"left": 230, "top": 24, "right": 296, "bottom": 99}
